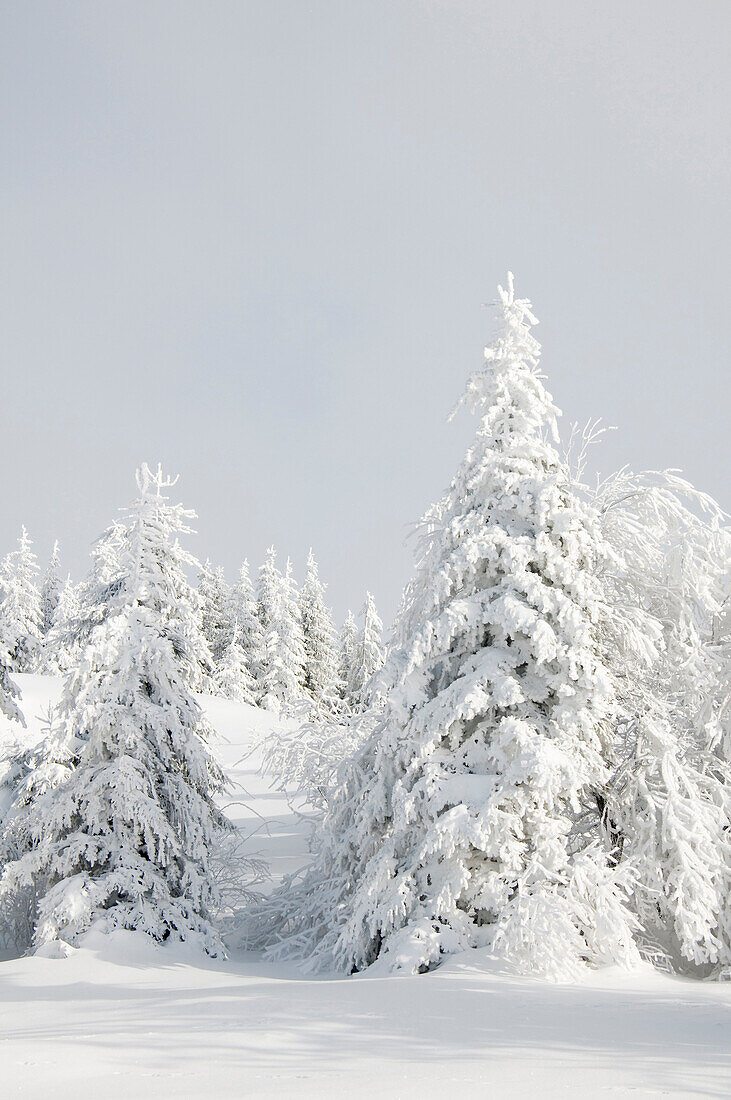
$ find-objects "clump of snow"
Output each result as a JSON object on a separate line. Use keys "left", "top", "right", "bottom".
{"left": 34, "top": 938, "right": 75, "bottom": 959}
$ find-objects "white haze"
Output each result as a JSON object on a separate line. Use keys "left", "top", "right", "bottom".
{"left": 1, "top": 1, "right": 729, "bottom": 622}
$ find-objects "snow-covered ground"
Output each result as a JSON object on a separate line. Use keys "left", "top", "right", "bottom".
{"left": 0, "top": 676, "right": 729, "bottom": 1099}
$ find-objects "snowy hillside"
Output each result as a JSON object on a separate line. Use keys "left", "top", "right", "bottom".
{"left": 0, "top": 675, "right": 728, "bottom": 1099}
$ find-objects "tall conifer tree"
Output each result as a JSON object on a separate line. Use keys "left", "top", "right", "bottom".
{"left": 338, "top": 610, "right": 358, "bottom": 705}
{"left": 263, "top": 276, "right": 638, "bottom": 978}
{"left": 349, "top": 592, "right": 385, "bottom": 711}
{"left": 0, "top": 528, "right": 41, "bottom": 672}
{"left": 257, "top": 549, "right": 306, "bottom": 712}
{"left": 229, "top": 560, "right": 264, "bottom": 696}
{"left": 0, "top": 466, "right": 227, "bottom": 954}
{"left": 300, "top": 550, "right": 338, "bottom": 711}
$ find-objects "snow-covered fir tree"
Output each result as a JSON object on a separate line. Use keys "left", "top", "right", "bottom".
{"left": 257, "top": 545, "right": 280, "bottom": 660}
{"left": 348, "top": 592, "right": 385, "bottom": 711}
{"left": 257, "top": 548, "right": 306, "bottom": 713}
{"left": 197, "top": 558, "right": 217, "bottom": 626}
{"left": 0, "top": 465, "right": 228, "bottom": 955}
{"left": 229, "top": 560, "right": 264, "bottom": 695}
{"left": 710, "top": 583, "right": 731, "bottom": 769}
{"left": 337, "top": 610, "right": 358, "bottom": 704}
{"left": 199, "top": 561, "right": 234, "bottom": 666}
{"left": 0, "top": 622, "right": 24, "bottom": 730}
{"left": 0, "top": 527, "right": 42, "bottom": 673}
{"left": 38, "top": 541, "right": 61, "bottom": 638}
{"left": 37, "top": 541, "right": 63, "bottom": 671}
{"left": 212, "top": 623, "right": 257, "bottom": 705}
{"left": 52, "top": 521, "right": 127, "bottom": 670}
{"left": 583, "top": 467, "right": 731, "bottom": 973}
{"left": 299, "top": 550, "right": 339, "bottom": 711}
{"left": 281, "top": 558, "right": 307, "bottom": 700}
{"left": 0, "top": 711, "right": 70, "bottom": 950}
{"left": 258, "top": 275, "right": 640, "bottom": 979}
{"left": 45, "top": 575, "right": 81, "bottom": 673}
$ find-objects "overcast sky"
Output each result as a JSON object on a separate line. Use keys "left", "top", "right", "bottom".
{"left": 2, "top": 2, "right": 729, "bottom": 624}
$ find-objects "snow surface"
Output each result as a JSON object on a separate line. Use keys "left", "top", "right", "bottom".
{"left": 0, "top": 675, "right": 729, "bottom": 1099}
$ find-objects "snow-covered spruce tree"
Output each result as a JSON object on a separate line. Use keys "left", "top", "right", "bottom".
{"left": 229, "top": 560, "right": 265, "bottom": 697}
{"left": 37, "top": 541, "right": 63, "bottom": 671}
{"left": 581, "top": 466, "right": 731, "bottom": 973}
{"left": 257, "top": 546, "right": 279, "bottom": 635}
{"left": 212, "top": 623, "right": 257, "bottom": 705}
{"left": 45, "top": 575, "right": 80, "bottom": 673}
{"left": 710, "top": 583, "right": 731, "bottom": 768}
{"left": 52, "top": 521, "right": 127, "bottom": 666}
{"left": 197, "top": 559, "right": 217, "bottom": 625}
{"left": 281, "top": 558, "right": 307, "bottom": 703}
{"left": 257, "top": 545, "right": 281, "bottom": 710}
{"left": 0, "top": 465, "right": 228, "bottom": 954}
{"left": 259, "top": 567, "right": 375, "bottom": 822}
{"left": 257, "top": 549, "right": 306, "bottom": 713}
{"left": 199, "top": 562, "right": 234, "bottom": 667}
{"left": 0, "top": 622, "right": 24, "bottom": 730}
{"left": 0, "top": 711, "right": 72, "bottom": 950}
{"left": 337, "top": 610, "right": 358, "bottom": 704}
{"left": 0, "top": 527, "right": 42, "bottom": 672}
{"left": 259, "top": 275, "right": 639, "bottom": 978}
{"left": 39, "top": 541, "right": 61, "bottom": 638}
{"left": 348, "top": 592, "right": 385, "bottom": 711}
{"left": 300, "top": 550, "right": 339, "bottom": 711}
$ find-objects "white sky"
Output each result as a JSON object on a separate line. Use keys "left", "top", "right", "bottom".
{"left": 2, "top": 2, "right": 729, "bottom": 623}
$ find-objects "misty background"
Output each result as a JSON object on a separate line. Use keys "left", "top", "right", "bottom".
{"left": 2, "top": 1, "right": 729, "bottom": 624}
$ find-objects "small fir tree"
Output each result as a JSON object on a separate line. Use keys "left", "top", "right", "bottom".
{"left": 0, "top": 528, "right": 42, "bottom": 672}
{"left": 338, "top": 610, "right": 358, "bottom": 704}
{"left": 229, "top": 560, "right": 265, "bottom": 697}
{"left": 199, "top": 562, "right": 234, "bottom": 666}
{"left": 257, "top": 550, "right": 306, "bottom": 713}
{"left": 0, "top": 621, "right": 24, "bottom": 729}
{"left": 212, "top": 623, "right": 257, "bottom": 706}
{"left": 0, "top": 465, "right": 228, "bottom": 955}
{"left": 45, "top": 575, "right": 81, "bottom": 673}
{"left": 300, "top": 550, "right": 339, "bottom": 711}
{"left": 39, "top": 541, "right": 61, "bottom": 637}
{"left": 348, "top": 592, "right": 385, "bottom": 711}
{"left": 37, "top": 541, "right": 62, "bottom": 671}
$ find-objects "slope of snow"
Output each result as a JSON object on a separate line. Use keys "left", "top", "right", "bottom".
{"left": 0, "top": 675, "right": 729, "bottom": 1099}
